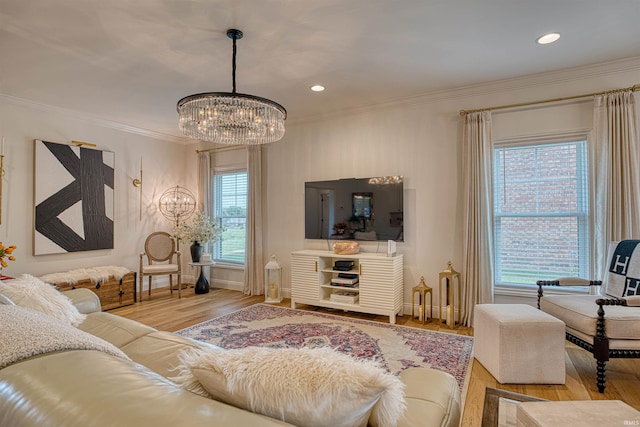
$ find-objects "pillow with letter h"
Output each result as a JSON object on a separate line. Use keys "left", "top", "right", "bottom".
{"left": 602, "top": 240, "right": 640, "bottom": 298}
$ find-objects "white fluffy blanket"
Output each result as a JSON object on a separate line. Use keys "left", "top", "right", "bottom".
{"left": 40, "top": 266, "right": 130, "bottom": 285}
{"left": 0, "top": 305, "right": 130, "bottom": 370}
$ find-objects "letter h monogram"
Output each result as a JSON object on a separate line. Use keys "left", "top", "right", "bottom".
{"left": 613, "top": 255, "right": 630, "bottom": 275}
{"left": 626, "top": 277, "right": 640, "bottom": 296}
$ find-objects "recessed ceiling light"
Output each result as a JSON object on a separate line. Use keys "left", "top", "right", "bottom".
{"left": 536, "top": 33, "right": 560, "bottom": 45}
{"left": 310, "top": 85, "right": 325, "bottom": 92}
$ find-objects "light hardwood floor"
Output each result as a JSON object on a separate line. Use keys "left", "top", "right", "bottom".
{"left": 111, "top": 286, "right": 640, "bottom": 426}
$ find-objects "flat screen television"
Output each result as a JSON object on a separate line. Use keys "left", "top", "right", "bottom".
{"left": 305, "top": 176, "right": 404, "bottom": 242}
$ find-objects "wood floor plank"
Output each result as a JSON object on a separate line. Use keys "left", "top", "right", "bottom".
{"left": 110, "top": 287, "right": 640, "bottom": 426}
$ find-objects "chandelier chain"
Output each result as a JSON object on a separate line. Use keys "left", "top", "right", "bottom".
{"left": 231, "top": 34, "right": 237, "bottom": 94}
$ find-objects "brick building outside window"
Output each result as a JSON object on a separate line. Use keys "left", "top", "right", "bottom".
{"left": 493, "top": 138, "right": 589, "bottom": 287}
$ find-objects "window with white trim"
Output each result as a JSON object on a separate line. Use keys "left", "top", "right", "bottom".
{"left": 493, "top": 138, "right": 589, "bottom": 286}
{"left": 213, "top": 170, "right": 248, "bottom": 264}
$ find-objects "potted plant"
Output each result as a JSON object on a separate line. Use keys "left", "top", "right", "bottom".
{"left": 0, "top": 242, "right": 16, "bottom": 278}
{"left": 173, "top": 211, "right": 223, "bottom": 262}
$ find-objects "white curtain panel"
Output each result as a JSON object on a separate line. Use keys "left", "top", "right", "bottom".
{"left": 592, "top": 90, "right": 640, "bottom": 277}
{"left": 460, "top": 111, "right": 495, "bottom": 326}
{"left": 243, "top": 146, "right": 264, "bottom": 295}
{"left": 197, "top": 151, "right": 212, "bottom": 253}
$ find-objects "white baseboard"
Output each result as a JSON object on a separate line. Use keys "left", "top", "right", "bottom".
{"left": 141, "top": 280, "right": 290, "bottom": 299}
{"left": 213, "top": 279, "right": 243, "bottom": 292}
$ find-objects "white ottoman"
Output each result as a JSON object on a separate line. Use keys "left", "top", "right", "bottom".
{"left": 474, "top": 304, "right": 566, "bottom": 384}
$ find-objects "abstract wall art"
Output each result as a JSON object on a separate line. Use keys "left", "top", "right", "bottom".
{"left": 34, "top": 140, "right": 114, "bottom": 255}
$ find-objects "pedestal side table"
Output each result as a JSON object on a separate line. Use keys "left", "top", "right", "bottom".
{"left": 189, "top": 261, "right": 214, "bottom": 294}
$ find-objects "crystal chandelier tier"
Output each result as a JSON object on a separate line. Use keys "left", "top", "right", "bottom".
{"left": 177, "top": 29, "right": 287, "bottom": 145}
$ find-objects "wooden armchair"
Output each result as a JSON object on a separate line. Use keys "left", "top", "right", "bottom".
{"left": 139, "top": 232, "right": 181, "bottom": 301}
{"left": 537, "top": 240, "right": 640, "bottom": 393}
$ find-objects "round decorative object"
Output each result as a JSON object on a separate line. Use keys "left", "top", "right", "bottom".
{"left": 158, "top": 185, "right": 196, "bottom": 225}
{"left": 190, "top": 241, "right": 203, "bottom": 263}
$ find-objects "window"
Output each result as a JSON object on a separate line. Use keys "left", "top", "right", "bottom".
{"left": 213, "top": 171, "right": 248, "bottom": 264}
{"left": 493, "top": 139, "right": 589, "bottom": 286}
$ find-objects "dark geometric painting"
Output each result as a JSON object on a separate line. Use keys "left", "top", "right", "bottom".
{"left": 34, "top": 140, "right": 114, "bottom": 255}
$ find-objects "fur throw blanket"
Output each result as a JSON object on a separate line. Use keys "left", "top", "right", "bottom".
{"left": 0, "top": 305, "right": 130, "bottom": 370}
{"left": 40, "top": 266, "right": 130, "bottom": 285}
{"left": 174, "top": 346, "right": 406, "bottom": 427}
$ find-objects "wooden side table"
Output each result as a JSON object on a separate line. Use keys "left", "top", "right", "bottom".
{"left": 189, "top": 261, "right": 214, "bottom": 294}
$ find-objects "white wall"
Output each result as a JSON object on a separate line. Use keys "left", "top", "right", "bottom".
{"left": 2, "top": 56, "right": 640, "bottom": 311}
{"left": 263, "top": 57, "right": 640, "bottom": 310}
{"left": 0, "top": 97, "right": 188, "bottom": 293}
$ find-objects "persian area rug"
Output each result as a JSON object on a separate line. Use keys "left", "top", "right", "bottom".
{"left": 176, "top": 304, "right": 474, "bottom": 395}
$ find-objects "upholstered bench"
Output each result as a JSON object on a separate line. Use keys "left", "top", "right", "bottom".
{"left": 474, "top": 304, "right": 566, "bottom": 384}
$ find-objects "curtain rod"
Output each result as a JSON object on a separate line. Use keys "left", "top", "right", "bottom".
{"left": 195, "top": 145, "right": 246, "bottom": 154}
{"left": 459, "top": 83, "right": 640, "bottom": 116}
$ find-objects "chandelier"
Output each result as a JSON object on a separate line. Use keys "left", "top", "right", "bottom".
{"left": 177, "top": 29, "right": 287, "bottom": 145}
{"left": 158, "top": 185, "right": 196, "bottom": 226}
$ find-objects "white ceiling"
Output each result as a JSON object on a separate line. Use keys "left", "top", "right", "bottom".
{"left": 2, "top": 0, "right": 640, "bottom": 141}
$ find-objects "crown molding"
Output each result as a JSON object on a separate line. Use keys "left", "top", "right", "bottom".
{"left": 4, "top": 55, "right": 640, "bottom": 134}
{"left": 289, "top": 56, "right": 640, "bottom": 125}
{"left": 0, "top": 93, "right": 189, "bottom": 144}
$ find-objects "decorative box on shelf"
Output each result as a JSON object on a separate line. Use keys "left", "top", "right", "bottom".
{"left": 332, "top": 260, "right": 355, "bottom": 271}
{"left": 330, "top": 273, "right": 359, "bottom": 287}
{"left": 329, "top": 291, "right": 359, "bottom": 304}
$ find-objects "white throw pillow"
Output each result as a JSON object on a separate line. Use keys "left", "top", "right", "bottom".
{"left": 0, "top": 274, "right": 87, "bottom": 326}
{"left": 174, "top": 346, "right": 406, "bottom": 427}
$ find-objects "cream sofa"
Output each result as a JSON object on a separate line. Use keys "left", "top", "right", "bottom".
{"left": 0, "top": 288, "right": 462, "bottom": 427}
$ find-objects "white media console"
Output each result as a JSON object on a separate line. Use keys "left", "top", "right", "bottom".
{"left": 290, "top": 250, "right": 404, "bottom": 324}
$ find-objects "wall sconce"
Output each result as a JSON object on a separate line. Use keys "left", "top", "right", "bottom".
{"left": 132, "top": 158, "right": 142, "bottom": 220}
{"left": 71, "top": 140, "right": 97, "bottom": 147}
